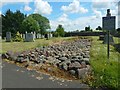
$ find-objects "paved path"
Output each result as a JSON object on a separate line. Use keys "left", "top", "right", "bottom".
{"left": 2, "top": 61, "right": 89, "bottom": 88}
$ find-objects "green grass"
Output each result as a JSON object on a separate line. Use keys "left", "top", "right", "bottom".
{"left": 89, "top": 36, "right": 120, "bottom": 89}
{"left": 1, "top": 37, "right": 75, "bottom": 54}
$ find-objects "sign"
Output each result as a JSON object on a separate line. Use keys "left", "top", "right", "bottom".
{"left": 102, "top": 16, "right": 116, "bottom": 30}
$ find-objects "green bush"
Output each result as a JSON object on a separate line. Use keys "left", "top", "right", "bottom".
{"left": 12, "top": 31, "right": 23, "bottom": 42}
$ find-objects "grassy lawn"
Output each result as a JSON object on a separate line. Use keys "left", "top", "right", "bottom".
{"left": 1, "top": 37, "right": 75, "bottom": 54}
{"left": 89, "top": 36, "right": 120, "bottom": 89}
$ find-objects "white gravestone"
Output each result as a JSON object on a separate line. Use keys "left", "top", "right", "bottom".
{"left": 22, "top": 34, "right": 25, "bottom": 39}
{"left": 42, "top": 35, "right": 44, "bottom": 38}
{"left": 50, "top": 33, "right": 53, "bottom": 38}
{"left": 25, "top": 33, "right": 34, "bottom": 42}
{"left": 33, "top": 31, "right": 36, "bottom": 39}
{"left": 37, "top": 33, "right": 41, "bottom": 39}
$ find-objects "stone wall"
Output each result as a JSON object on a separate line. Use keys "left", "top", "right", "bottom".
{"left": 65, "top": 32, "right": 106, "bottom": 37}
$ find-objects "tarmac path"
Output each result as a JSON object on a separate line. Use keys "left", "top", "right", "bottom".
{"left": 2, "top": 61, "right": 89, "bottom": 89}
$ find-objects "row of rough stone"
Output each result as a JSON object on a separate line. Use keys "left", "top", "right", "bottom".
{"left": 2, "top": 38, "right": 92, "bottom": 79}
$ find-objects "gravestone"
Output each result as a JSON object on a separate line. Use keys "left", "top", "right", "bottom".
{"left": 37, "top": 34, "right": 39, "bottom": 39}
{"left": 50, "top": 33, "right": 53, "bottom": 38}
{"left": 41, "top": 35, "right": 44, "bottom": 39}
{"left": 6, "top": 32, "right": 11, "bottom": 42}
{"left": 99, "top": 35, "right": 104, "bottom": 40}
{"left": 37, "top": 34, "right": 41, "bottom": 39}
{"left": 22, "top": 34, "right": 25, "bottom": 39}
{"left": 47, "top": 34, "right": 50, "bottom": 39}
{"left": 25, "top": 33, "right": 34, "bottom": 42}
{"left": 103, "top": 34, "right": 114, "bottom": 44}
{"left": 33, "top": 31, "right": 36, "bottom": 39}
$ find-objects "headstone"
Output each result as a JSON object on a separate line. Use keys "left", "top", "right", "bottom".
{"left": 99, "top": 35, "right": 104, "bottom": 40}
{"left": 25, "top": 33, "right": 34, "bottom": 42}
{"left": 6, "top": 32, "right": 11, "bottom": 42}
{"left": 47, "top": 34, "right": 50, "bottom": 39}
{"left": 37, "top": 34, "right": 39, "bottom": 39}
{"left": 41, "top": 35, "right": 44, "bottom": 38}
{"left": 37, "top": 34, "right": 41, "bottom": 39}
{"left": 22, "top": 34, "right": 25, "bottom": 39}
{"left": 50, "top": 33, "right": 53, "bottom": 38}
{"left": 33, "top": 31, "right": 36, "bottom": 39}
{"left": 103, "top": 34, "right": 114, "bottom": 44}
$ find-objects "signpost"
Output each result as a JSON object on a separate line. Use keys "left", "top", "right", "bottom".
{"left": 102, "top": 9, "right": 116, "bottom": 62}
{"left": 107, "top": 30, "right": 110, "bottom": 61}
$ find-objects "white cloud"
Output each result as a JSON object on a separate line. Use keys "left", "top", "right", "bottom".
{"left": 58, "top": 13, "right": 68, "bottom": 22}
{"left": 61, "top": 0, "right": 88, "bottom": 14}
{"left": 50, "top": 14, "right": 102, "bottom": 31}
{"left": 1, "top": 0, "right": 33, "bottom": 2}
{"left": 92, "top": 0, "right": 110, "bottom": 9}
{"left": 93, "top": 9, "right": 102, "bottom": 18}
{"left": 24, "top": 5, "right": 32, "bottom": 11}
{"left": 34, "top": 0, "right": 52, "bottom": 15}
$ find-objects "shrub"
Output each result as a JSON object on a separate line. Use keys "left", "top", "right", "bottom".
{"left": 12, "top": 31, "right": 23, "bottom": 42}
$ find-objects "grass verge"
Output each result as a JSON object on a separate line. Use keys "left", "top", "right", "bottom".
{"left": 88, "top": 36, "right": 120, "bottom": 89}
{"left": 1, "top": 37, "right": 75, "bottom": 54}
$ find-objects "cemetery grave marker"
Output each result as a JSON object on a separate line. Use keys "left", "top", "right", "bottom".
{"left": 25, "top": 33, "right": 34, "bottom": 42}
{"left": 6, "top": 32, "right": 11, "bottom": 42}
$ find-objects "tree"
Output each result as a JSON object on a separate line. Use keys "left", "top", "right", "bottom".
{"left": 85, "top": 26, "right": 91, "bottom": 31}
{"left": 2, "top": 9, "right": 26, "bottom": 38}
{"left": 22, "top": 16, "right": 39, "bottom": 33}
{"left": 76, "top": 30, "right": 79, "bottom": 32}
{"left": 56, "top": 25, "right": 65, "bottom": 37}
{"left": 117, "top": 28, "right": 120, "bottom": 32}
{"left": 96, "top": 26, "right": 102, "bottom": 30}
{"left": 28, "top": 14, "right": 50, "bottom": 35}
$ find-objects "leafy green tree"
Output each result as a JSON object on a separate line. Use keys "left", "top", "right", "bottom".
{"left": 56, "top": 25, "right": 65, "bottom": 37}
{"left": 117, "top": 28, "right": 120, "bottom": 32}
{"left": 85, "top": 26, "right": 91, "bottom": 31}
{"left": 2, "top": 9, "right": 26, "bottom": 38}
{"left": 21, "top": 16, "right": 39, "bottom": 33}
{"left": 28, "top": 14, "right": 50, "bottom": 35}
{"left": 96, "top": 26, "right": 102, "bottom": 30}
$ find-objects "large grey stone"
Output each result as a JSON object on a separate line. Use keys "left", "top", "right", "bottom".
{"left": 61, "top": 63, "right": 68, "bottom": 71}
{"left": 6, "top": 32, "right": 11, "bottom": 42}
{"left": 58, "top": 57, "right": 67, "bottom": 62}
{"left": 69, "top": 70, "right": 76, "bottom": 75}
{"left": 77, "top": 68, "right": 88, "bottom": 79}
{"left": 81, "top": 61, "right": 86, "bottom": 68}
{"left": 83, "top": 58, "right": 89, "bottom": 62}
